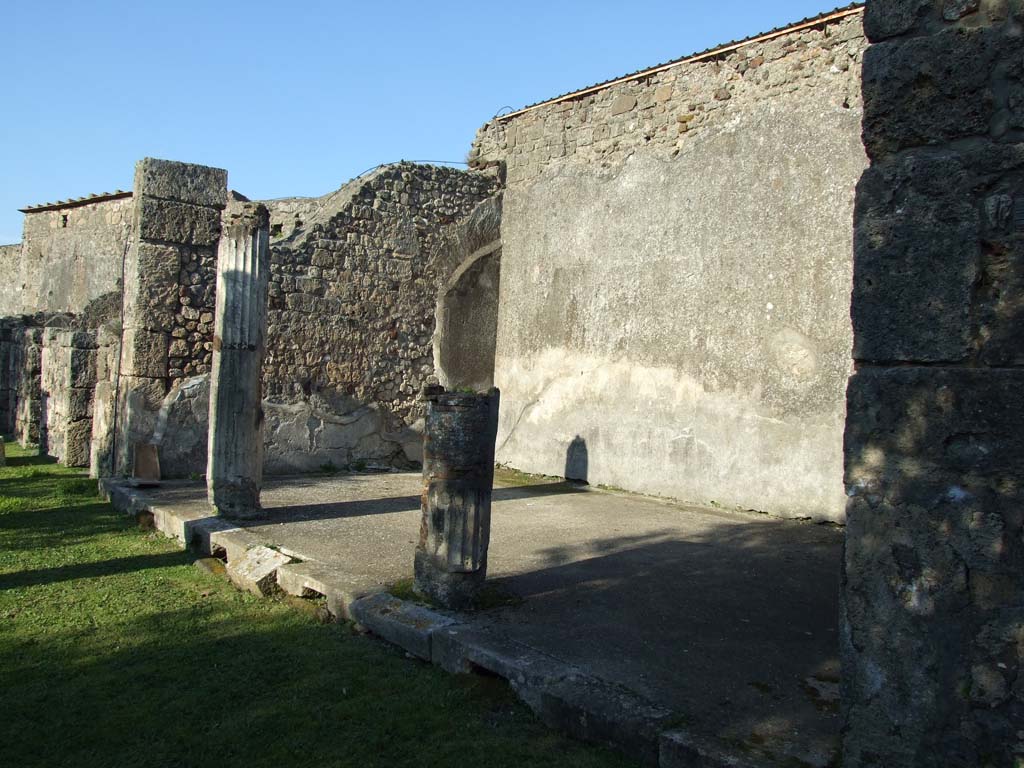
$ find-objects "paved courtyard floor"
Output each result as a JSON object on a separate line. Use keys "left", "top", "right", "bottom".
{"left": 115, "top": 469, "right": 843, "bottom": 767}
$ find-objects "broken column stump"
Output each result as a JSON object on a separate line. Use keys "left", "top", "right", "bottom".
{"left": 414, "top": 386, "right": 500, "bottom": 609}
{"left": 207, "top": 203, "right": 270, "bottom": 518}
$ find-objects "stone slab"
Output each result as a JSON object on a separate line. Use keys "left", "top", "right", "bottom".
{"left": 660, "top": 730, "right": 764, "bottom": 768}
{"left": 226, "top": 545, "right": 292, "bottom": 596}
{"left": 533, "top": 676, "right": 673, "bottom": 766}
{"left": 431, "top": 624, "right": 575, "bottom": 692}
{"left": 137, "top": 196, "right": 222, "bottom": 247}
{"left": 276, "top": 562, "right": 385, "bottom": 620}
{"left": 349, "top": 593, "right": 458, "bottom": 660}
{"left": 136, "top": 158, "right": 228, "bottom": 209}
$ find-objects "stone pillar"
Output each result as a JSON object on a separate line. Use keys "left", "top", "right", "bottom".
{"left": 116, "top": 158, "right": 226, "bottom": 476}
{"left": 843, "top": 2, "right": 1024, "bottom": 766}
{"left": 41, "top": 328, "right": 97, "bottom": 466}
{"left": 414, "top": 386, "right": 500, "bottom": 609}
{"left": 15, "top": 327, "right": 42, "bottom": 447}
{"left": 207, "top": 204, "right": 270, "bottom": 517}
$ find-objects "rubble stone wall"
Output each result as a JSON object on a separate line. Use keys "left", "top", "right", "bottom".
{"left": 470, "top": 9, "right": 867, "bottom": 521}
{"left": 261, "top": 163, "right": 500, "bottom": 473}
{"left": 841, "top": 1, "right": 1024, "bottom": 765}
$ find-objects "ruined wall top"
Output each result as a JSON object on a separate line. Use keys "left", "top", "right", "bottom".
{"left": 470, "top": 7, "right": 866, "bottom": 184}
{"left": 134, "top": 157, "right": 228, "bottom": 209}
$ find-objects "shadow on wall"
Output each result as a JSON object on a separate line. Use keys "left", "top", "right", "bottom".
{"left": 565, "top": 435, "right": 588, "bottom": 483}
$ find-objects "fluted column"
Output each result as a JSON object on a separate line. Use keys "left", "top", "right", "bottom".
{"left": 207, "top": 203, "right": 270, "bottom": 517}
{"left": 414, "top": 386, "right": 500, "bottom": 609}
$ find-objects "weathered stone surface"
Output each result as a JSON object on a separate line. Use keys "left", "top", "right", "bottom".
{"left": 660, "top": 730, "right": 762, "bottom": 768}
{"left": 844, "top": 5, "right": 1024, "bottom": 766}
{"left": 2, "top": 197, "right": 132, "bottom": 318}
{"left": 225, "top": 545, "right": 291, "bottom": 596}
{"left": 843, "top": 371, "right": 1024, "bottom": 767}
{"left": 154, "top": 375, "right": 209, "bottom": 479}
{"left": 121, "top": 328, "right": 168, "bottom": 379}
{"left": 67, "top": 388, "right": 92, "bottom": 420}
{"left": 431, "top": 624, "right": 573, "bottom": 693}
{"left": 609, "top": 93, "right": 637, "bottom": 115}
{"left": 852, "top": 152, "right": 978, "bottom": 362}
{"left": 63, "top": 419, "right": 92, "bottom": 467}
{"left": 434, "top": 243, "right": 501, "bottom": 392}
{"left": 349, "top": 593, "right": 457, "bottom": 660}
{"left": 136, "top": 197, "right": 222, "bottom": 247}
{"left": 533, "top": 677, "right": 673, "bottom": 766}
{"left": 861, "top": 28, "right": 1002, "bottom": 159}
{"left": 135, "top": 157, "right": 228, "bottom": 209}
{"left": 414, "top": 388, "right": 500, "bottom": 609}
{"left": 276, "top": 562, "right": 384, "bottom": 620}
{"left": 863, "top": 0, "right": 932, "bottom": 41}
{"left": 207, "top": 204, "right": 270, "bottom": 517}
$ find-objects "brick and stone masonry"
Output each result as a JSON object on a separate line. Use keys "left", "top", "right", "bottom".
{"left": 842, "top": 1, "right": 1024, "bottom": 765}
{"left": 207, "top": 203, "right": 270, "bottom": 517}
{"left": 115, "top": 158, "right": 227, "bottom": 476}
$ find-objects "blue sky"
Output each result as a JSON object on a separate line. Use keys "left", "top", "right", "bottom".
{"left": 1, "top": 0, "right": 845, "bottom": 244}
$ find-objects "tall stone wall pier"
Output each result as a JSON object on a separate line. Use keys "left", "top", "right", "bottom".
{"left": 0, "top": 318, "right": 25, "bottom": 433}
{"left": 115, "top": 158, "right": 226, "bottom": 476}
{"left": 207, "top": 204, "right": 270, "bottom": 517}
{"left": 89, "top": 321, "right": 120, "bottom": 477}
{"left": 842, "top": 1, "right": 1024, "bottom": 766}
{"left": 14, "top": 326, "right": 43, "bottom": 446}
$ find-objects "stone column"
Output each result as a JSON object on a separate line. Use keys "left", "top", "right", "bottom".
{"left": 843, "top": 2, "right": 1024, "bottom": 766}
{"left": 207, "top": 204, "right": 270, "bottom": 517}
{"left": 414, "top": 386, "right": 500, "bottom": 609}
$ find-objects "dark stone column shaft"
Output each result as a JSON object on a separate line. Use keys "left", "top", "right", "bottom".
{"left": 414, "top": 386, "right": 500, "bottom": 609}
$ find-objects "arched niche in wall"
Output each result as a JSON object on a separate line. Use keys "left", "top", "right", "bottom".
{"left": 431, "top": 195, "right": 503, "bottom": 392}
{"left": 434, "top": 240, "right": 501, "bottom": 391}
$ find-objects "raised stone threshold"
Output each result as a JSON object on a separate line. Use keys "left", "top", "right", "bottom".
{"left": 101, "top": 476, "right": 840, "bottom": 768}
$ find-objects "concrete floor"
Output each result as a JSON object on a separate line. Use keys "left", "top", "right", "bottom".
{"left": 128, "top": 470, "right": 844, "bottom": 767}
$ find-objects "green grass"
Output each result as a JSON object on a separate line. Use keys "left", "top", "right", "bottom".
{"left": 0, "top": 443, "right": 634, "bottom": 768}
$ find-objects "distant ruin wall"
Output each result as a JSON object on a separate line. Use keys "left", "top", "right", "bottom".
{"left": 471, "top": 10, "right": 866, "bottom": 521}
{"left": 0, "top": 245, "right": 22, "bottom": 316}
{"left": 16, "top": 198, "right": 131, "bottom": 316}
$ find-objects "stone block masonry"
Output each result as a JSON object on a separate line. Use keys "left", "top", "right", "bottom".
{"left": 115, "top": 158, "right": 227, "bottom": 476}
{"left": 470, "top": 10, "right": 867, "bottom": 522}
{"left": 40, "top": 328, "right": 97, "bottom": 466}
{"left": 842, "top": 1, "right": 1024, "bottom": 766}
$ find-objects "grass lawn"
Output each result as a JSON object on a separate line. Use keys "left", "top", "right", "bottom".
{"left": 0, "top": 443, "right": 634, "bottom": 768}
